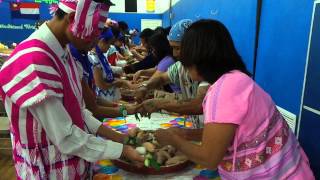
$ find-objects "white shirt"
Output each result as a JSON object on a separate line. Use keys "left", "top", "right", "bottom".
{"left": 27, "top": 24, "right": 123, "bottom": 162}
{"left": 29, "top": 97, "right": 123, "bottom": 162}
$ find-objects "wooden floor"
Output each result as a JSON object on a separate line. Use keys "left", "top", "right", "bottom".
{"left": 0, "top": 137, "right": 16, "bottom": 180}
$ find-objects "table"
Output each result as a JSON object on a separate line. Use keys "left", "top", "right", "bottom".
{"left": 94, "top": 113, "right": 221, "bottom": 180}
{"left": 94, "top": 162, "right": 220, "bottom": 180}
{"left": 102, "top": 113, "right": 193, "bottom": 133}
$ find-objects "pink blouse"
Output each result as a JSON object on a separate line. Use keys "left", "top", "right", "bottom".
{"left": 203, "top": 70, "right": 314, "bottom": 180}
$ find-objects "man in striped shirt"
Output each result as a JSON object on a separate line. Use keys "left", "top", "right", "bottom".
{"left": 0, "top": 0, "right": 143, "bottom": 179}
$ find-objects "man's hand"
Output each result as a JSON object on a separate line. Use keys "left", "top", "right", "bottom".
{"left": 122, "top": 145, "right": 144, "bottom": 163}
{"left": 97, "top": 125, "right": 127, "bottom": 143}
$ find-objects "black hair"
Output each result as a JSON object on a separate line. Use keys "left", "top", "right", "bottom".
{"left": 111, "top": 27, "right": 121, "bottom": 38}
{"left": 110, "top": 27, "right": 124, "bottom": 52}
{"left": 154, "top": 27, "right": 166, "bottom": 36}
{"left": 111, "top": 27, "right": 126, "bottom": 45}
{"left": 154, "top": 26, "right": 171, "bottom": 36}
{"left": 149, "top": 33, "right": 172, "bottom": 63}
{"left": 55, "top": 8, "right": 67, "bottom": 20}
{"left": 180, "top": 19, "right": 251, "bottom": 84}
{"left": 164, "top": 26, "right": 171, "bottom": 36}
{"left": 118, "top": 21, "right": 129, "bottom": 32}
{"left": 91, "top": 0, "right": 114, "bottom": 4}
{"left": 139, "top": 28, "right": 154, "bottom": 45}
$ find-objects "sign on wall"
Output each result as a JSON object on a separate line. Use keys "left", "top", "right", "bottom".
{"left": 141, "top": 19, "right": 162, "bottom": 30}
{"left": 0, "top": 23, "right": 36, "bottom": 30}
{"left": 34, "top": 0, "right": 58, "bottom": 4}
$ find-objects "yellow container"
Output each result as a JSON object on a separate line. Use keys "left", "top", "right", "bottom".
{"left": 146, "top": 0, "right": 155, "bottom": 12}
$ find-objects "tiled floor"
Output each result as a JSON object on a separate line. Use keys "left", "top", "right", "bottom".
{"left": 0, "top": 116, "right": 9, "bottom": 130}
{"left": 0, "top": 137, "right": 16, "bottom": 180}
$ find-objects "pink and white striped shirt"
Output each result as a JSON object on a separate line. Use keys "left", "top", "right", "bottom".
{"left": 0, "top": 23, "right": 122, "bottom": 179}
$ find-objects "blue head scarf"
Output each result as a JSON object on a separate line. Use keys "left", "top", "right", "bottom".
{"left": 117, "top": 33, "right": 125, "bottom": 43}
{"left": 99, "top": 28, "right": 114, "bottom": 42}
{"left": 167, "top": 19, "right": 193, "bottom": 42}
{"left": 69, "top": 44, "right": 94, "bottom": 89}
{"left": 96, "top": 28, "right": 115, "bottom": 83}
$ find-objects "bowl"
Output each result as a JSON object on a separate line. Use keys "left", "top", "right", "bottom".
{"left": 111, "top": 159, "right": 192, "bottom": 175}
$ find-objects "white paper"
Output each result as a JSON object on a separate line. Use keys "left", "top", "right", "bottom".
{"left": 141, "top": 19, "right": 163, "bottom": 30}
{"left": 124, "top": 113, "right": 178, "bottom": 130}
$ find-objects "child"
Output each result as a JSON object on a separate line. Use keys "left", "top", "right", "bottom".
{"left": 155, "top": 19, "right": 315, "bottom": 179}
{"left": 123, "top": 28, "right": 157, "bottom": 74}
{"left": 70, "top": 44, "right": 139, "bottom": 119}
{"left": 131, "top": 28, "right": 154, "bottom": 61}
{"left": 90, "top": 28, "right": 133, "bottom": 102}
{"left": 109, "top": 28, "right": 130, "bottom": 67}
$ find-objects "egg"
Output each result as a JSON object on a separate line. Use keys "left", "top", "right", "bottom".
{"left": 136, "top": 146, "right": 147, "bottom": 155}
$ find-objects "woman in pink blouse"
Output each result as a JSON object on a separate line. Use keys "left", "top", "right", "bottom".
{"left": 155, "top": 19, "right": 315, "bottom": 179}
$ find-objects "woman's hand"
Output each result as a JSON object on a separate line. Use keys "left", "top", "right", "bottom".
{"left": 138, "top": 99, "right": 161, "bottom": 116}
{"left": 133, "top": 70, "right": 142, "bottom": 83}
{"left": 131, "top": 49, "right": 139, "bottom": 57}
{"left": 113, "top": 79, "right": 134, "bottom": 89}
{"left": 112, "top": 80, "right": 125, "bottom": 88}
{"left": 125, "top": 104, "right": 141, "bottom": 115}
{"left": 154, "top": 129, "right": 177, "bottom": 146}
{"left": 166, "top": 127, "right": 187, "bottom": 139}
{"left": 134, "top": 86, "right": 148, "bottom": 103}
